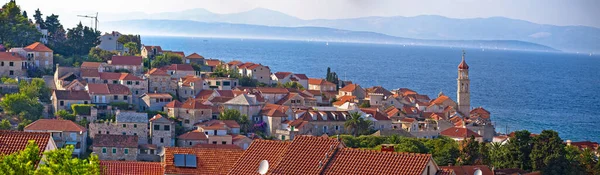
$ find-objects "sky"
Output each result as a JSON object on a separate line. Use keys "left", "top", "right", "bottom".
{"left": 15, "top": 0, "right": 600, "bottom": 29}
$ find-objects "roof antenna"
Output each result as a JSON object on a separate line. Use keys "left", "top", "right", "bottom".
{"left": 258, "top": 160, "right": 269, "bottom": 175}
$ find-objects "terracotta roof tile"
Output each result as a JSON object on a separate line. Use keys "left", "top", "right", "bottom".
{"left": 87, "top": 84, "right": 130, "bottom": 95}
{"left": 269, "top": 136, "right": 342, "bottom": 175}
{"left": 24, "top": 42, "right": 52, "bottom": 52}
{"left": 205, "top": 59, "right": 222, "bottom": 67}
{"left": 440, "top": 127, "right": 482, "bottom": 138}
{"left": 257, "top": 87, "right": 289, "bottom": 94}
{"left": 164, "top": 147, "right": 243, "bottom": 175}
{"left": 53, "top": 90, "right": 91, "bottom": 100}
{"left": 144, "top": 93, "right": 172, "bottom": 99}
{"left": 25, "top": 119, "right": 87, "bottom": 132}
{"left": 81, "top": 62, "right": 101, "bottom": 69}
{"left": 143, "top": 46, "right": 162, "bottom": 53}
{"left": 293, "top": 74, "right": 308, "bottom": 80}
{"left": 181, "top": 98, "right": 213, "bottom": 109}
{"left": 177, "top": 130, "right": 208, "bottom": 140}
{"left": 111, "top": 56, "right": 142, "bottom": 65}
{"left": 227, "top": 60, "right": 243, "bottom": 66}
{"left": 196, "top": 120, "right": 239, "bottom": 130}
{"left": 339, "top": 84, "right": 358, "bottom": 92}
{"left": 146, "top": 68, "right": 169, "bottom": 76}
{"left": 99, "top": 160, "right": 163, "bottom": 175}
{"left": 365, "top": 86, "right": 393, "bottom": 96}
{"left": 0, "top": 130, "right": 50, "bottom": 157}
{"left": 193, "top": 144, "right": 242, "bottom": 150}
{"left": 0, "top": 52, "right": 25, "bottom": 61}
{"left": 308, "top": 78, "right": 335, "bottom": 86}
{"left": 261, "top": 103, "right": 289, "bottom": 117}
{"left": 322, "top": 148, "right": 432, "bottom": 175}
{"left": 360, "top": 108, "right": 391, "bottom": 121}
{"left": 165, "top": 64, "right": 194, "bottom": 71}
{"left": 229, "top": 139, "right": 292, "bottom": 175}
{"left": 81, "top": 69, "right": 100, "bottom": 77}
{"left": 273, "top": 72, "right": 292, "bottom": 79}
{"left": 186, "top": 53, "right": 205, "bottom": 59}
{"left": 92, "top": 134, "right": 138, "bottom": 148}
{"left": 165, "top": 100, "right": 182, "bottom": 108}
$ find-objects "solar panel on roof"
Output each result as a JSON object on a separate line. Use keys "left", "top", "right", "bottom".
{"left": 174, "top": 154, "right": 185, "bottom": 167}
{"left": 185, "top": 154, "right": 197, "bottom": 168}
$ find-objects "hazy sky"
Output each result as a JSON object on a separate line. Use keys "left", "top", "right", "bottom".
{"left": 15, "top": 0, "right": 600, "bottom": 28}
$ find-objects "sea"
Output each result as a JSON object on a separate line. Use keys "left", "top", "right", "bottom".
{"left": 142, "top": 36, "right": 600, "bottom": 142}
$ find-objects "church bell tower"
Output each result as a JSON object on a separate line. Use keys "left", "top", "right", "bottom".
{"left": 457, "top": 50, "right": 471, "bottom": 116}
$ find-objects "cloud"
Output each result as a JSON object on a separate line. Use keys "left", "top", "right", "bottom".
{"left": 528, "top": 32, "right": 552, "bottom": 38}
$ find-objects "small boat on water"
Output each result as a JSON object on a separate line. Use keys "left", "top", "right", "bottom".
{"left": 326, "top": 42, "right": 329, "bottom": 46}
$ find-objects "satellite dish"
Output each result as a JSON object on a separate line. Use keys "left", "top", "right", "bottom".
{"left": 474, "top": 169, "right": 482, "bottom": 175}
{"left": 258, "top": 160, "right": 269, "bottom": 175}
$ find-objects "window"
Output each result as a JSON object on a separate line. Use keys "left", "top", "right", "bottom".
{"left": 335, "top": 125, "right": 339, "bottom": 131}
{"left": 9, "top": 71, "right": 13, "bottom": 75}
{"left": 189, "top": 142, "right": 192, "bottom": 146}
{"left": 174, "top": 154, "right": 197, "bottom": 168}
{"left": 136, "top": 81, "right": 140, "bottom": 85}
{"left": 112, "top": 148, "right": 116, "bottom": 154}
{"left": 212, "top": 141, "right": 217, "bottom": 144}
{"left": 98, "top": 131, "right": 101, "bottom": 134}
{"left": 60, "top": 101, "right": 64, "bottom": 106}
{"left": 216, "top": 81, "right": 221, "bottom": 86}
{"left": 223, "top": 81, "right": 230, "bottom": 86}
{"left": 155, "top": 99, "right": 159, "bottom": 103}
{"left": 122, "top": 132, "right": 126, "bottom": 135}
{"left": 164, "top": 125, "right": 170, "bottom": 131}
{"left": 323, "top": 126, "right": 328, "bottom": 133}
{"left": 281, "top": 135, "right": 286, "bottom": 140}
{"left": 103, "top": 80, "right": 108, "bottom": 83}
{"left": 0, "top": 62, "right": 3, "bottom": 66}
{"left": 222, "top": 141, "right": 226, "bottom": 144}
{"left": 102, "top": 147, "right": 106, "bottom": 153}
{"left": 122, "top": 124, "right": 126, "bottom": 128}
{"left": 160, "top": 138, "right": 164, "bottom": 143}
{"left": 9, "top": 62, "right": 14, "bottom": 66}
{"left": 124, "top": 148, "right": 129, "bottom": 154}
{"left": 184, "top": 120, "right": 190, "bottom": 124}
{"left": 113, "top": 80, "right": 118, "bottom": 84}
{"left": 124, "top": 96, "right": 128, "bottom": 100}
{"left": 133, "top": 133, "right": 137, "bottom": 136}
{"left": 134, "top": 124, "right": 137, "bottom": 128}
{"left": 213, "top": 130, "right": 217, "bottom": 135}
{"left": 127, "top": 81, "right": 132, "bottom": 85}
{"left": 84, "top": 101, "right": 88, "bottom": 104}
{"left": 154, "top": 125, "right": 160, "bottom": 130}
{"left": 114, "top": 95, "right": 118, "bottom": 100}
{"left": 107, "top": 131, "right": 110, "bottom": 134}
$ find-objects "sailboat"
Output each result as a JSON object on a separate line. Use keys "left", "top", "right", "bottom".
{"left": 326, "top": 42, "right": 329, "bottom": 46}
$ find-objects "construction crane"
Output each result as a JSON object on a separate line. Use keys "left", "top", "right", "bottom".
{"left": 77, "top": 12, "right": 98, "bottom": 31}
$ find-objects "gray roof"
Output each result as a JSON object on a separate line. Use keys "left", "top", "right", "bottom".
{"left": 224, "top": 94, "right": 259, "bottom": 106}
{"left": 116, "top": 110, "right": 148, "bottom": 123}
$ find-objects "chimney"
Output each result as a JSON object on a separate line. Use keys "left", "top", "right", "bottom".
{"left": 380, "top": 144, "right": 395, "bottom": 152}
{"left": 566, "top": 140, "right": 572, "bottom": 146}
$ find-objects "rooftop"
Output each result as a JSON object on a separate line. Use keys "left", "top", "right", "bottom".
{"left": 92, "top": 134, "right": 138, "bottom": 148}
{"left": 24, "top": 119, "right": 87, "bottom": 132}
{"left": 99, "top": 160, "right": 163, "bottom": 175}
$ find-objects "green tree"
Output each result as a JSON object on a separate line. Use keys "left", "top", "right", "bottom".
{"left": 44, "top": 14, "right": 67, "bottom": 55}
{"left": 530, "top": 130, "right": 568, "bottom": 174}
{"left": 36, "top": 145, "right": 100, "bottom": 175}
{"left": 0, "top": 1, "right": 41, "bottom": 48}
{"left": 395, "top": 138, "right": 428, "bottom": 153}
{"left": 19, "top": 78, "right": 51, "bottom": 103}
{"left": 123, "top": 42, "right": 139, "bottom": 55}
{"left": 117, "top": 34, "right": 141, "bottom": 54}
{"left": 65, "top": 22, "right": 100, "bottom": 56}
{"left": 344, "top": 112, "right": 372, "bottom": 136}
{"left": 33, "top": 8, "right": 44, "bottom": 27}
{"left": 0, "top": 93, "right": 43, "bottom": 121}
{"left": 424, "top": 137, "right": 460, "bottom": 166}
{"left": 1, "top": 76, "right": 18, "bottom": 84}
{"left": 0, "top": 140, "right": 40, "bottom": 175}
{"left": 239, "top": 76, "right": 258, "bottom": 87}
{"left": 0, "top": 119, "right": 11, "bottom": 130}
{"left": 281, "top": 81, "right": 305, "bottom": 90}
{"left": 564, "top": 145, "right": 587, "bottom": 175}
{"left": 458, "top": 135, "right": 480, "bottom": 165}
{"left": 21, "top": 10, "right": 27, "bottom": 19}
{"left": 55, "top": 110, "right": 76, "bottom": 121}
{"left": 506, "top": 130, "right": 533, "bottom": 171}
{"left": 219, "top": 108, "right": 250, "bottom": 133}
{"left": 17, "top": 119, "right": 31, "bottom": 131}
{"left": 88, "top": 47, "right": 117, "bottom": 62}
{"left": 488, "top": 142, "right": 510, "bottom": 168}
{"left": 151, "top": 53, "right": 182, "bottom": 68}
{"left": 359, "top": 101, "right": 371, "bottom": 108}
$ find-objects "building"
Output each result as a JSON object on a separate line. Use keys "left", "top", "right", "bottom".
{"left": 92, "top": 134, "right": 138, "bottom": 161}
{"left": 139, "top": 93, "right": 173, "bottom": 111}
{"left": 145, "top": 68, "right": 173, "bottom": 94}
{"left": 338, "top": 84, "right": 366, "bottom": 99}
{"left": 99, "top": 160, "right": 163, "bottom": 175}
{"left": 229, "top": 135, "right": 440, "bottom": 175}
{"left": 0, "top": 52, "right": 27, "bottom": 78}
{"left": 89, "top": 110, "right": 149, "bottom": 145}
{"left": 271, "top": 72, "right": 309, "bottom": 88}
{"left": 164, "top": 98, "right": 214, "bottom": 130}
{"left": 184, "top": 53, "right": 204, "bottom": 64}
{"left": 162, "top": 147, "right": 243, "bottom": 175}
{"left": 440, "top": 126, "right": 483, "bottom": 142}
{"left": 204, "top": 77, "right": 239, "bottom": 90}
{"left": 0, "top": 130, "right": 57, "bottom": 162}
{"left": 308, "top": 78, "right": 336, "bottom": 92}
{"left": 223, "top": 94, "right": 263, "bottom": 122}
{"left": 97, "top": 31, "right": 127, "bottom": 53}
{"left": 141, "top": 45, "right": 163, "bottom": 59}
{"left": 457, "top": 52, "right": 470, "bottom": 116}
{"left": 53, "top": 65, "right": 84, "bottom": 90}
{"left": 192, "top": 120, "right": 240, "bottom": 145}
{"left": 204, "top": 59, "right": 222, "bottom": 72}
{"left": 10, "top": 42, "right": 54, "bottom": 69}
{"left": 149, "top": 114, "right": 175, "bottom": 149}
{"left": 24, "top": 119, "right": 87, "bottom": 157}
{"left": 177, "top": 130, "right": 209, "bottom": 147}
{"left": 52, "top": 90, "right": 91, "bottom": 112}
{"left": 237, "top": 62, "right": 271, "bottom": 84}
{"left": 163, "top": 64, "right": 196, "bottom": 79}
{"left": 86, "top": 83, "right": 132, "bottom": 108}
{"left": 177, "top": 75, "right": 203, "bottom": 100}
{"left": 108, "top": 56, "right": 144, "bottom": 75}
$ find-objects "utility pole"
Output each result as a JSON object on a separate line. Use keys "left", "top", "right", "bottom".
{"left": 77, "top": 12, "right": 99, "bottom": 31}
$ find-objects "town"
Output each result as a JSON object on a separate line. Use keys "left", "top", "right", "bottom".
{"left": 0, "top": 1, "right": 599, "bottom": 175}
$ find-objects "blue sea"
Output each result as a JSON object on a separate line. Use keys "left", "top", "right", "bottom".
{"left": 142, "top": 36, "right": 600, "bottom": 142}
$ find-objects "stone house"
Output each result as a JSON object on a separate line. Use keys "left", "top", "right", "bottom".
{"left": 139, "top": 93, "right": 173, "bottom": 111}
{"left": 145, "top": 68, "right": 173, "bottom": 94}
{"left": 440, "top": 126, "right": 484, "bottom": 142}
{"left": 0, "top": 52, "right": 27, "bottom": 78}
{"left": 177, "top": 130, "right": 208, "bottom": 147}
{"left": 89, "top": 110, "right": 149, "bottom": 145}
{"left": 204, "top": 59, "right": 222, "bottom": 72}
{"left": 307, "top": 78, "right": 336, "bottom": 92}
{"left": 271, "top": 72, "right": 309, "bottom": 89}
{"left": 149, "top": 114, "right": 175, "bottom": 149}
{"left": 184, "top": 53, "right": 204, "bottom": 64}
{"left": 275, "top": 92, "right": 308, "bottom": 109}
{"left": 141, "top": 45, "right": 163, "bottom": 59}
{"left": 86, "top": 83, "right": 132, "bottom": 109}
{"left": 24, "top": 119, "right": 87, "bottom": 157}
{"left": 53, "top": 65, "right": 85, "bottom": 90}
{"left": 194, "top": 120, "right": 240, "bottom": 145}
{"left": 204, "top": 77, "right": 238, "bottom": 90}
{"left": 254, "top": 87, "right": 289, "bottom": 104}
{"left": 236, "top": 62, "right": 271, "bottom": 84}
{"left": 225, "top": 60, "right": 243, "bottom": 71}
{"left": 261, "top": 103, "right": 294, "bottom": 137}
{"left": 164, "top": 98, "right": 214, "bottom": 130}
{"left": 360, "top": 108, "right": 394, "bottom": 131}
{"left": 338, "top": 84, "right": 366, "bottom": 100}
{"left": 223, "top": 94, "right": 263, "bottom": 122}
{"left": 0, "top": 130, "right": 58, "bottom": 164}
{"left": 97, "top": 31, "right": 127, "bottom": 54}
{"left": 86, "top": 72, "right": 147, "bottom": 98}
{"left": 9, "top": 42, "right": 53, "bottom": 70}
{"left": 425, "top": 94, "right": 457, "bottom": 113}
{"left": 52, "top": 90, "right": 91, "bottom": 112}
{"left": 92, "top": 134, "right": 138, "bottom": 161}
{"left": 177, "top": 75, "right": 203, "bottom": 100}
{"left": 107, "top": 56, "right": 143, "bottom": 75}
{"left": 162, "top": 64, "right": 196, "bottom": 79}
{"left": 232, "top": 134, "right": 253, "bottom": 150}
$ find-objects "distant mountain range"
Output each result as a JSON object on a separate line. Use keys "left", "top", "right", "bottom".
{"left": 100, "top": 8, "right": 600, "bottom": 53}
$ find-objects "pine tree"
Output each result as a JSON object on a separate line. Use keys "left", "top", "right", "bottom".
{"left": 21, "top": 10, "right": 27, "bottom": 19}
{"left": 530, "top": 130, "right": 568, "bottom": 174}
{"left": 33, "top": 8, "right": 44, "bottom": 27}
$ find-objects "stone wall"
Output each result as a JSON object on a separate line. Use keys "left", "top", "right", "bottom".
{"left": 93, "top": 147, "right": 137, "bottom": 161}
{"left": 89, "top": 122, "right": 149, "bottom": 144}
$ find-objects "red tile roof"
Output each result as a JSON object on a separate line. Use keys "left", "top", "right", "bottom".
{"left": 186, "top": 53, "right": 205, "bottom": 59}
{"left": 273, "top": 72, "right": 292, "bottom": 79}
{"left": 53, "top": 90, "right": 91, "bottom": 100}
{"left": 92, "top": 134, "right": 138, "bottom": 148}
{"left": 205, "top": 59, "right": 221, "bottom": 67}
{"left": 430, "top": 95, "right": 450, "bottom": 106}
{"left": 229, "top": 139, "right": 292, "bottom": 175}
{"left": 143, "top": 46, "right": 163, "bottom": 53}
{"left": 165, "top": 64, "right": 194, "bottom": 71}
{"left": 360, "top": 108, "right": 391, "bottom": 121}
{"left": 181, "top": 98, "right": 212, "bottom": 109}
{"left": 257, "top": 87, "right": 289, "bottom": 94}
{"left": 0, "top": 130, "right": 51, "bottom": 157}
{"left": 177, "top": 130, "right": 208, "bottom": 140}
{"left": 164, "top": 147, "right": 243, "bottom": 175}
{"left": 81, "top": 69, "right": 100, "bottom": 77}
{"left": 196, "top": 120, "right": 240, "bottom": 130}
{"left": 261, "top": 103, "right": 289, "bottom": 117}
{"left": 365, "top": 86, "right": 393, "bottom": 96}
{"left": 269, "top": 136, "right": 342, "bottom": 175}
{"left": 458, "top": 57, "right": 469, "bottom": 69}
{"left": 144, "top": 93, "right": 172, "bottom": 99}
{"left": 470, "top": 107, "right": 491, "bottom": 119}
{"left": 293, "top": 74, "right": 308, "bottom": 80}
{"left": 440, "top": 165, "right": 493, "bottom": 175}
{"left": 193, "top": 144, "right": 242, "bottom": 150}
{"left": 440, "top": 127, "right": 482, "bottom": 138}
{"left": 99, "top": 72, "right": 143, "bottom": 81}
{"left": 227, "top": 60, "right": 243, "bottom": 66}
{"left": 81, "top": 62, "right": 101, "bottom": 69}
{"left": 24, "top": 42, "right": 52, "bottom": 52}
{"left": 25, "top": 119, "right": 87, "bottom": 132}
{"left": 87, "top": 84, "right": 130, "bottom": 95}
{"left": 216, "top": 90, "right": 236, "bottom": 98}
{"left": 110, "top": 56, "right": 142, "bottom": 65}
{"left": 332, "top": 96, "right": 355, "bottom": 106}
{"left": 322, "top": 148, "right": 433, "bottom": 175}
{"left": 0, "top": 52, "right": 25, "bottom": 61}
{"left": 165, "top": 100, "right": 182, "bottom": 108}
{"left": 146, "top": 68, "right": 169, "bottom": 76}
{"left": 339, "top": 84, "right": 358, "bottom": 92}
{"left": 308, "top": 78, "right": 335, "bottom": 86}
{"left": 99, "top": 161, "right": 163, "bottom": 175}
{"left": 568, "top": 141, "right": 599, "bottom": 151}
